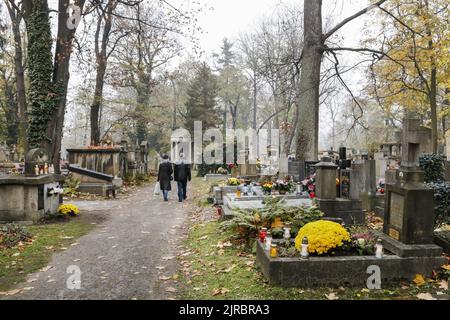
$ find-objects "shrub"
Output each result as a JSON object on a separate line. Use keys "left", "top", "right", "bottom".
{"left": 0, "top": 224, "right": 32, "bottom": 249}
{"left": 63, "top": 176, "right": 80, "bottom": 197}
{"left": 429, "top": 181, "right": 450, "bottom": 227}
{"left": 58, "top": 204, "right": 80, "bottom": 217}
{"left": 419, "top": 153, "right": 444, "bottom": 182}
{"left": 419, "top": 153, "right": 449, "bottom": 226}
{"left": 294, "top": 220, "right": 351, "bottom": 255}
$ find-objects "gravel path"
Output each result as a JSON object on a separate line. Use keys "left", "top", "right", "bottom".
{"left": 4, "top": 184, "right": 189, "bottom": 300}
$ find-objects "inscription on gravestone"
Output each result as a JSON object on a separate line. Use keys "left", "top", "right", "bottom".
{"left": 389, "top": 193, "right": 404, "bottom": 230}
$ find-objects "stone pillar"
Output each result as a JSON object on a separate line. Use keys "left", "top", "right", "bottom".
{"left": 314, "top": 158, "right": 338, "bottom": 200}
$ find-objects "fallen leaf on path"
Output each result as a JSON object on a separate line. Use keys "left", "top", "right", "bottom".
{"left": 22, "top": 287, "right": 34, "bottom": 291}
{"left": 438, "top": 280, "right": 448, "bottom": 291}
{"left": 416, "top": 293, "right": 436, "bottom": 300}
{"left": 413, "top": 274, "right": 426, "bottom": 286}
{"left": 325, "top": 292, "right": 339, "bottom": 300}
{"left": 39, "top": 266, "right": 53, "bottom": 272}
{"left": 162, "top": 256, "right": 175, "bottom": 261}
{"left": 0, "top": 289, "right": 21, "bottom": 296}
{"left": 156, "top": 266, "right": 165, "bottom": 270}
{"left": 212, "top": 288, "right": 229, "bottom": 296}
{"left": 27, "top": 279, "right": 37, "bottom": 283}
{"left": 165, "top": 287, "right": 177, "bottom": 293}
{"left": 159, "top": 276, "right": 171, "bottom": 281}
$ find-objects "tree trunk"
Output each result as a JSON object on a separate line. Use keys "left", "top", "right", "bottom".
{"left": 429, "top": 66, "right": 438, "bottom": 153}
{"left": 50, "top": 0, "right": 86, "bottom": 173}
{"left": 6, "top": 3, "right": 28, "bottom": 153}
{"left": 295, "top": 0, "right": 323, "bottom": 161}
{"left": 253, "top": 74, "right": 257, "bottom": 130}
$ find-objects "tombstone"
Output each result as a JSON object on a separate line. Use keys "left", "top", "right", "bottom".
{"left": 340, "top": 169, "right": 360, "bottom": 200}
{"left": 314, "top": 158, "right": 337, "bottom": 200}
{"left": 25, "top": 148, "right": 49, "bottom": 176}
{"left": 278, "top": 155, "right": 289, "bottom": 178}
{"left": 0, "top": 148, "right": 65, "bottom": 223}
{"left": 384, "top": 118, "right": 435, "bottom": 244}
{"left": 304, "top": 160, "right": 319, "bottom": 179}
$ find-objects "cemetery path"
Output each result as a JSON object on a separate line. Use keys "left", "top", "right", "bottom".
{"left": 4, "top": 184, "right": 189, "bottom": 300}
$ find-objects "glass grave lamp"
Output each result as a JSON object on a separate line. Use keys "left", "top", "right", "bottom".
{"left": 300, "top": 236, "right": 309, "bottom": 259}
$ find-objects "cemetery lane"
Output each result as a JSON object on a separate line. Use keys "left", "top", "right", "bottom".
{"left": 3, "top": 184, "right": 187, "bottom": 300}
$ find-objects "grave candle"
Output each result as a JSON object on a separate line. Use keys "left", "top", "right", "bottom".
{"left": 375, "top": 239, "right": 383, "bottom": 259}
{"left": 259, "top": 227, "right": 267, "bottom": 243}
{"left": 270, "top": 244, "right": 278, "bottom": 258}
{"left": 301, "top": 237, "right": 309, "bottom": 259}
{"left": 283, "top": 227, "right": 291, "bottom": 240}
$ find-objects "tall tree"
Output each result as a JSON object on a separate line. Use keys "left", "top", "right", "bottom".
{"left": 184, "top": 63, "right": 220, "bottom": 134}
{"left": 23, "top": 0, "right": 86, "bottom": 172}
{"left": 295, "top": 0, "right": 387, "bottom": 161}
{"left": 364, "top": 0, "right": 449, "bottom": 153}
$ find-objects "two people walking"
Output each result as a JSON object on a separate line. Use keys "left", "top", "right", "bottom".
{"left": 157, "top": 153, "right": 191, "bottom": 202}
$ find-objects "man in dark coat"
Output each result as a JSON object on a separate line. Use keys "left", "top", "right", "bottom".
{"left": 173, "top": 153, "right": 191, "bottom": 202}
{"left": 157, "top": 154, "right": 173, "bottom": 201}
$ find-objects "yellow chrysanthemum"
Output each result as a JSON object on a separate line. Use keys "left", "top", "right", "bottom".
{"left": 58, "top": 204, "right": 80, "bottom": 216}
{"left": 294, "top": 220, "right": 350, "bottom": 255}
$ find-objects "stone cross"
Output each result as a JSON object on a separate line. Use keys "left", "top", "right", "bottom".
{"left": 400, "top": 118, "right": 432, "bottom": 168}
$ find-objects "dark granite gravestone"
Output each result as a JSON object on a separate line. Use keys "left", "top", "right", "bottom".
{"left": 314, "top": 158, "right": 364, "bottom": 225}
{"left": 304, "top": 160, "right": 319, "bottom": 178}
{"left": 339, "top": 169, "right": 361, "bottom": 200}
{"left": 383, "top": 118, "right": 438, "bottom": 246}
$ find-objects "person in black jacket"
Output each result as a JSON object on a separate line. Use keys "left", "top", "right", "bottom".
{"left": 173, "top": 153, "right": 191, "bottom": 202}
{"left": 157, "top": 154, "right": 173, "bottom": 201}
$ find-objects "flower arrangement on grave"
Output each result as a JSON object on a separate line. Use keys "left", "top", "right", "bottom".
{"left": 261, "top": 182, "right": 273, "bottom": 194}
{"left": 228, "top": 163, "right": 238, "bottom": 170}
{"left": 377, "top": 178, "right": 385, "bottom": 194}
{"left": 302, "top": 173, "right": 316, "bottom": 195}
{"left": 217, "top": 167, "right": 228, "bottom": 175}
{"left": 294, "top": 220, "right": 351, "bottom": 255}
{"left": 58, "top": 204, "right": 80, "bottom": 217}
{"left": 351, "top": 232, "right": 377, "bottom": 255}
{"left": 274, "top": 179, "right": 294, "bottom": 194}
{"left": 227, "top": 177, "right": 240, "bottom": 186}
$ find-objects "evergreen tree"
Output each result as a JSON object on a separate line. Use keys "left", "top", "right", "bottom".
{"left": 184, "top": 63, "right": 220, "bottom": 134}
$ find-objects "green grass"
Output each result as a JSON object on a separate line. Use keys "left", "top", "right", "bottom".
{"left": 0, "top": 217, "right": 97, "bottom": 291}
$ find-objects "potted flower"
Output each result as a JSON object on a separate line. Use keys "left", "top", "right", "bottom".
{"left": 274, "top": 179, "right": 294, "bottom": 195}
{"left": 302, "top": 173, "right": 316, "bottom": 197}
{"left": 261, "top": 182, "right": 273, "bottom": 195}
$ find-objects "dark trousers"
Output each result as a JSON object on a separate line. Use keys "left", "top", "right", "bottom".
{"left": 177, "top": 180, "right": 187, "bottom": 201}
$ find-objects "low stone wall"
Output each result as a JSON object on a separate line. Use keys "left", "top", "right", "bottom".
{"left": 256, "top": 240, "right": 446, "bottom": 288}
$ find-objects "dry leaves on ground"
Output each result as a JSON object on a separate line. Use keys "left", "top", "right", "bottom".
{"left": 416, "top": 293, "right": 437, "bottom": 300}
{"left": 325, "top": 292, "right": 339, "bottom": 300}
{"left": 212, "top": 288, "right": 230, "bottom": 296}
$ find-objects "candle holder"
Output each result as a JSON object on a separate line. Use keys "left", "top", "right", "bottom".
{"left": 300, "top": 236, "right": 309, "bottom": 259}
